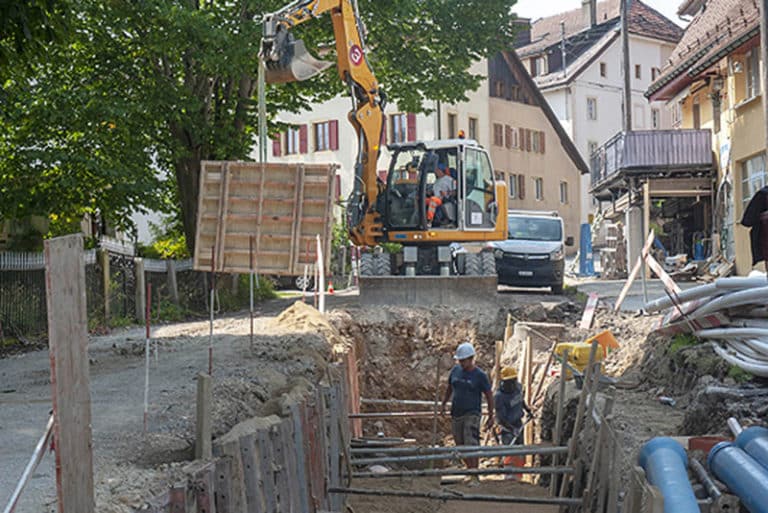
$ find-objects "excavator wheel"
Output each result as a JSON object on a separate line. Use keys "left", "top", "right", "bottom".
{"left": 480, "top": 252, "right": 497, "bottom": 276}
{"left": 464, "top": 254, "right": 482, "bottom": 276}
{"left": 360, "top": 253, "right": 375, "bottom": 276}
{"left": 373, "top": 253, "right": 392, "bottom": 276}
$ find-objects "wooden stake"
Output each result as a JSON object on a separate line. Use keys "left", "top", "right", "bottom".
{"left": 195, "top": 372, "right": 212, "bottom": 460}
{"left": 550, "top": 349, "right": 569, "bottom": 496}
{"left": 45, "top": 234, "right": 95, "bottom": 513}
{"left": 209, "top": 246, "right": 215, "bottom": 376}
{"left": 249, "top": 235, "right": 254, "bottom": 351}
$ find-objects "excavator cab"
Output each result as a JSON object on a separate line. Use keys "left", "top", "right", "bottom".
{"left": 261, "top": 20, "right": 331, "bottom": 84}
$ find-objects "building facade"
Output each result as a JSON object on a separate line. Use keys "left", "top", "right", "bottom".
{"left": 515, "top": 0, "right": 683, "bottom": 223}
{"left": 647, "top": 0, "right": 765, "bottom": 275}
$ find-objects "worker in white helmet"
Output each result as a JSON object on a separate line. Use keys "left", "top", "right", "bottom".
{"left": 441, "top": 341, "right": 494, "bottom": 481}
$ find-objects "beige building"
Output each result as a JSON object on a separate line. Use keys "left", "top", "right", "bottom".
{"left": 487, "top": 50, "right": 589, "bottom": 251}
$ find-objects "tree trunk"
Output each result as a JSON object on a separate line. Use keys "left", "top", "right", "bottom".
{"left": 175, "top": 155, "right": 202, "bottom": 255}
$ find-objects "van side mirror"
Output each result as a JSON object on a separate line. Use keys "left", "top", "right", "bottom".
{"left": 565, "top": 236, "right": 575, "bottom": 247}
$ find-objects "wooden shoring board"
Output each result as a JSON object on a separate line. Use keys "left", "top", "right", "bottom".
{"left": 289, "top": 403, "right": 311, "bottom": 513}
{"left": 344, "top": 348, "right": 363, "bottom": 438}
{"left": 303, "top": 400, "right": 322, "bottom": 512}
{"left": 169, "top": 484, "right": 187, "bottom": 513}
{"left": 580, "top": 293, "right": 599, "bottom": 329}
{"left": 193, "top": 162, "right": 219, "bottom": 269}
{"left": 269, "top": 423, "right": 291, "bottom": 512}
{"left": 193, "top": 462, "right": 217, "bottom": 513}
{"left": 278, "top": 418, "right": 301, "bottom": 512}
{"left": 322, "top": 165, "right": 336, "bottom": 275}
{"left": 238, "top": 433, "right": 265, "bottom": 513}
{"left": 212, "top": 439, "right": 246, "bottom": 513}
{"left": 256, "top": 428, "right": 277, "bottom": 513}
{"left": 214, "top": 163, "right": 232, "bottom": 271}
{"left": 214, "top": 457, "right": 233, "bottom": 513}
{"left": 315, "top": 387, "right": 331, "bottom": 511}
{"left": 327, "top": 386, "right": 342, "bottom": 512}
{"left": 45, "top": 234, "right": 95, "bottom": 513}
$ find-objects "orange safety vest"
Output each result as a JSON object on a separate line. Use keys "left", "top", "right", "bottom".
{"left": 427, "top": 196, "right": 442, "bottom": 221}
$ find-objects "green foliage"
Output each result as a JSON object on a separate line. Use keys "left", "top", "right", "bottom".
{"left": 154, "top": 299, "right": 189, "bottom": 323}
{"left": 108, "top": 316, "right": 134, "bottom": 329}
{"left": 0, "top": 0, "right": 69, "bottom": 70}
{"left": 138, "top": 216, "right": 190, "bottom": 260}
{"left": 727, "top": 365, "right": 753, "bottom": 384}
{"left": 216, "top": 274, "right": 276, "bottom": 312}
{"left": 669, "top": 333, "right": 700, "bottom": 355}
{"left": 0, "top": 0, "right": 519, "bottom": 249}
{"left": 379, "top": 242, "right": 403, "bottom": 254}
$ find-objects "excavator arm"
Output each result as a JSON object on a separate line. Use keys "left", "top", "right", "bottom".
{"left": 261, "top": 0, "right": 385, "bottom": 246}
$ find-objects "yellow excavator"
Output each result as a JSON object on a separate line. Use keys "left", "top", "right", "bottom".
{"left": 261, "top": 0, "right": 507, "bottom": 286}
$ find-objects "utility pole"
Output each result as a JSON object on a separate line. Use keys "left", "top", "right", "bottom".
{"left": 621, "top": 0, "right": 632, "bottom": 132}
{"left": 761, "top": 0, "right": 768, "bottom": 155}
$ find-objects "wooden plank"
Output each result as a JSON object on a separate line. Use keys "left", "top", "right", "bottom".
{"left": 44, "top": 234, "right": 95, "bottom": 513}
{"left": 194, "top": 463, "right": 217, "bottom": 513}
{"left": 169, "top": 484, "right": 187, "bottom": 513}
{"left": 195, "top": 373, "right": 212, "bottom": 460}
{"left": 277, "top": 419, "right": 299, "bottom": 513}
{"left": 614, "top": 230, "right": 656, "bottom": 311}
{"left": 316, "top": 387, "right": 330, "bottom": 511}
{"left": 214, "top": 162, "right": 231, "bottom": 271}
{"left": 303, "top": 401, "right": 321, "bottom": 512}
{"left": 214, "top": 439, "right": 246, "bottom": 513}
{"left": 289, "top": 165, "right": 305, "bottom": 276}
{"left": 270, "top": 423, "right": 290, "bottom": 511}
{"left": 606, "top": 434, "right": 620, "bottom": 513}
{"left": 327, "top": 387, "right": 342, "bottom": 512}
{"left": 289, "top": 404, "right": 311, "bottom": 513}
{"left": 550, "top": 348, "right": 569, "bottom": 496}
{"left": 214, "top": 457, "right": 233, "bottom": 513}
{"left": 256, "top": 429, "right": 277, "bottom": 513}
{"left": 580, "top": 293, "right": 599, "bottom": 329}
{"left": 238, "top": 434, "right": 264, "bottom": 513}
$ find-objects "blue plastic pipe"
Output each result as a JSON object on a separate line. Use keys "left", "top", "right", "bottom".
{"left": 708, "top": 442, "right": 768, "bottom": 513}
{"left": 638, "top": 437, "right": 699, "bottom": 513}
{"left": 736, "top": 426, "right": 768, "bottom": 470}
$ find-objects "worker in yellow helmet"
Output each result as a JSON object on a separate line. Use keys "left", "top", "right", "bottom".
{"left": 494, "top": 367, "right": 532, "bottom": 446}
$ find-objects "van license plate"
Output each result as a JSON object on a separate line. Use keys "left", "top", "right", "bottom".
{"left": 518, "top": 271, "right": 534, "bottom": 277}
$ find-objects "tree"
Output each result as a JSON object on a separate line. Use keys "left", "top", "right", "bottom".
{"left": 0, "top": 0, "right": 518, "bottom": 251}
{"left": 0, "top": 0, "right": 68, "bottom": 68}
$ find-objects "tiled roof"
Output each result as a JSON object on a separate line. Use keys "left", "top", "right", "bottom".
{"left": 534, "top": 29, "right": 620, "bottom": 89}
{"left": 647, "top": 0, "right": 760, "bottom": 98}
{"left": 517, "top": 0, "right": 682, "bottom": 57}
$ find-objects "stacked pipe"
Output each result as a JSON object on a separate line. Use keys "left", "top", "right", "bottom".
{"left": 644, "top": 275, "right": 768, "bottom": 376}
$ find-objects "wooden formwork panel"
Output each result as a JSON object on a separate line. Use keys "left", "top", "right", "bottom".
{"left": 194, "top": 161, "right": 337, "bottom": 275}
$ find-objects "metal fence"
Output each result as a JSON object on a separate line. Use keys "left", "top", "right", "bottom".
{"left": 0, "top": 242, "right": 207, "bottom": 339}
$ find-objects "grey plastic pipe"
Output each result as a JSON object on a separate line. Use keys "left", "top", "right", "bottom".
{"left": 644, "top": 276, "right": 768, "bottom": 313}
{"left": 639, "top": 438, "right": 699, "bottom": 513}
{"left": 696, "top": 328, "right": 768, "bottom": 340}
{"left": 708, "top": 442, "right": 768, "bottom": 513}
{"left": 711, "top": 344, "right": 768, "bottom": 377}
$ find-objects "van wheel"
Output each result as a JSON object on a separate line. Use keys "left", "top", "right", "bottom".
{"left": 294, "top": 274, "right": 314, "bottom": 291}
{"left": 552, "top": 283, "right": 564, "bottom": 295}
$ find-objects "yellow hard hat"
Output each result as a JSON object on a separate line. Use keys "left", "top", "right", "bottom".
{"left": 501, "top": 367, "right": 517, "bottom": 380}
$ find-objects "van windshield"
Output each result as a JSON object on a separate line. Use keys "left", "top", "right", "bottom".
{"left": 507, "top": 215, "right": 562, "bottom": 241}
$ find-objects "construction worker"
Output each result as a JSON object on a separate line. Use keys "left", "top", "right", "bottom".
{"left": 441, "top": 342, "right": 494, "bottom": 480}
{"left": 425, "top": 185, "right": 442, "bottom": 227}
{"left": 494, "top": 366, "right": 533, "bottom": 446}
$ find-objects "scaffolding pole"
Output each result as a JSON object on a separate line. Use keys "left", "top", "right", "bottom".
{"left": 328, "top": 487, "right": 582, "bottom": 506}
{"left": 352, "top": 466, "right": 574, "bottom": 479}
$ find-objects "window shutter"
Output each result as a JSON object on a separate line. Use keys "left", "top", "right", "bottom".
{"left": 272, "top": 134, "right": 282, "bottom": 157}
{"left": 518, "top": 128, "right": 525, "bottom": 151}
{"left": 334, "top": 173, "right": 341, "bottom": 202}
{"left": 505, "top": 126, "right": 512, "bottom": 149}
{"left": 329, "top": 120, "right": 339, "bottom": 151}
{"left": 540, "top": 132, "right": 546, "bottom": 153}
{"left": 525, "top": 129, "right": 532, "bottom": 152}
{"left": 299, "top": 125, "right": 308, "bottom": 154}
{"left": 380, "top": 116, "right": 387, "bottom": 146}
{"left": 407, "top": 113, "right": 417, "bottom": 142}
{"left": 518, "top": 174, "right": 526, "bottom": 199}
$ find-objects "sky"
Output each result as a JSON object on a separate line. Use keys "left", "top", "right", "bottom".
{"left": 513, "top": 0, "right": 688, "bottom": 27}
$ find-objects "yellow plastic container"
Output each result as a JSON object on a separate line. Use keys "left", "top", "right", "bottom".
{"left": 554, "top": 342, "right": 604, "bottom": 378}
{"left": 585, "top": 330, "right": 620, "bottom": 358}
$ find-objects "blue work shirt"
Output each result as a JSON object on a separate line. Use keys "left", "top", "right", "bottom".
{"left": 495, "top": 382, "right": 525, "bottom": 431}
{"left": 449, "top": 365, "right": 491, "bottom": 417}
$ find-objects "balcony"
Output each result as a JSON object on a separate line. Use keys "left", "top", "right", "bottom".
{"left": 590, "top": 130, "right": 714, "bottom": 194}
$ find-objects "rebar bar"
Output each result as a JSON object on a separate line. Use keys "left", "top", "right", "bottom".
{"left": 352, "top": 466, "right": 574, "bottom": 479}
{"left": 351, "top": 443, "right": 558, "bottom": 455}
{"left": 328, "top": 487, "right": 582, "bottom": 506}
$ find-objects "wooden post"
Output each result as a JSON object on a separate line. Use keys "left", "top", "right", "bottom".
{"left": 550, "top": 349, "right": 569, "bottom": 496}
{"left": 99, "top": 248, "right": 110, "bottom": 323}
{"left": 135, "top": 258, "right": 146, "bottom": 324}
{"left": 195, "top": 372, "right": 212, "bottom": 459}
{"left": 167, "top": 259, "right": 179, "bottom": 305}
{"left": 45, "top": 234, "right": 95, "bottom": 513}
{"left": 493, "top": 340, "right": 503, "bottom": 390}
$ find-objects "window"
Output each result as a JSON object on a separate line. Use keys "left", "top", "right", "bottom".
{"left": 508, "top": 174, "right": 518, "bottom": 199}
{"left": 588, "top": 141, "right": 599, "bottom": 158}
{"left": 314, "top": 121, "right": 330, "bottom": 151}
{"left": 534, "top": 177, "right": 544, "bottom": 200}
{"left": 651, "top": 67, "right": 660, "bottom": 81}
{"left": 693, "top": 96, "right": 701, "bottom": 129}
{"left": 559, "top": 181, "right": 568, "bottom": 204}
{"left": 532, "top": 132, "right": 540, "bottom": 153}
{"left": 510, "top": 85, "right": 522, "bottom": 102}
{"left": 599, "top": 62, "right": 606, "bottom": 77}
{"left": 530, "top": 57, "right": 539, "bottom": 77}
{"left": 746, "top": 49, "right": 760, "bottom": 100}
{"left": 506, "top": 125, "right": 519, "bottom": 149}
{"left": 447, "top": 113, "right": 457, "bottom": 139}
{"left": 493, "top": 80, "right": 504, "bottom": 97}
{"left": 635, "top": 64, "right": 641, "bottom": 79}
{"left": 285, "top": 126, "right": 300, "bottom": 155}
{"left": 468, "top": 117, "right": 478, "bottom": 140}
{"left": 493, "top": 123, "right": 504, "bottom": 147}
{"left": 651, "top": 108, "right": 661, "bottom": 129}
{"left": 741, "top": 153, "right": 767, "bottom": 209}
{"left": 587, "top": 97, "right": 598, "bottom": 120}
{"left": 390, "top": 113, "right": 407, "bottom": 143}
{"left": 671, "top": 101, "right": 682, "bottom": 128}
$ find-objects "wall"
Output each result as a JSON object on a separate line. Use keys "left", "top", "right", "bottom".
{"left": 489, "top": 98, "right": 581, "bottom": 252}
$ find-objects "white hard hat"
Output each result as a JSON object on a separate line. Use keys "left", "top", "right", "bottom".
{"left": 454, "top": 342, "right": 476, "bottom": 360}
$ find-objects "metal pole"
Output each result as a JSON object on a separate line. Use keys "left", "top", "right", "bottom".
{"left": 258, "top": 57, "right": 267, "bottom": 164}
{"left": 209, "top": 246, "right": 215, "bottom": 376}
{"left": 249, "top": 235, "right": 254, "bottom": 350}
{"left": 430, "top": 357, "right": 441, "bottom": 462}
{"left": 143, "top": 282, "right": 152, "bottom": 433}
{"left": 690, "top": 458, "right": 722, "bottom": 501}
{"left": 328, "top": 487, "right": 582, "bottom": 507}
{"left": 551, "top": 348, "right": 569, "bottom": 495}
{"left": 353, "top": 466, "right": 574, "bottom": 479}
{"left": 352, "top": 443, "right": 555, "bottom": 455}
{"left": 621, "top": 0, "right": 632, "bottom": 132}
{"left": 3, "top": 415, "right": 54, "bottom": 513}
{"left": 361, "top": 398, "right": 453, "bottom": 407}
{"left": 350, "top": 411, "right": 488, "bottom": 419}
{"left": 317, "top": 234, "right": 325, "bottom": 313}
{"left": 351, "top": 446, "right": 568, "bottom": 466}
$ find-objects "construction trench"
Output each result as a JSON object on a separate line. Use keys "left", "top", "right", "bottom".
{"left": 7, "top": 273, "right": 768, "bottom": 513}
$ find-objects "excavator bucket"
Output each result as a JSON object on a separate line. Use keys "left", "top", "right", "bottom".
{"left": 264, "top": 35, "right": 331, "bottom": 84}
